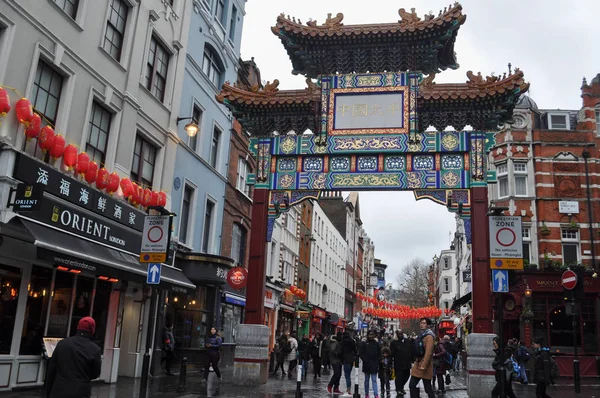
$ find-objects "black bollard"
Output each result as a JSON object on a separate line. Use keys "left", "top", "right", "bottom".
{"left": 176, "top": 357, "right": 188, "bottom": 393}
{"left": 353, "top": 356, "right": 361, "bottom": 398}
{"left": 294, "top": 363, "right": 303, "bottom": 398}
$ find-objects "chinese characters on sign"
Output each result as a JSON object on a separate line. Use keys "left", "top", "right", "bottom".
{"left": 333, "top": 92, "right": 405, "bottom": 130}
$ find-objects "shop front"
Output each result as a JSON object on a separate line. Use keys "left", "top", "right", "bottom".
{"left": 297, "top": 303, "right": 312, "bottom": 337}
{"left": 0, "top": 151, "right": 194, "bottom": 391}
{"left": 310, "top": 307, "right": 326, "bottom": 336}
{"left": 277, "top": 288, "right": 296, "bottom": 334}
{"left": 264, "top": 285, "right": 280, "bottom": 352}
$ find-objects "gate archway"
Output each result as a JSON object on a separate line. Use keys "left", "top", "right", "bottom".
{"left": 216, "top": 2, "right": 529, "bottom": 385}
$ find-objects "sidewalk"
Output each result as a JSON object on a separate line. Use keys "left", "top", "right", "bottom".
{"left": 1, "top": 368, "right": 598, "bottom": 397}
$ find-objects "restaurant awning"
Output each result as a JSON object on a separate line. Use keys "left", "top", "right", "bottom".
{"left": 450, "top": 292, "right": 472, "bottom": 312}
{"left": 19, "top": 218, "right": 195, "bottom": 291}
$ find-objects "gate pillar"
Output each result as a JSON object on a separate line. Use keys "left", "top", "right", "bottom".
{"left": 233, "top": 188, "right": 269, "bottom": 385}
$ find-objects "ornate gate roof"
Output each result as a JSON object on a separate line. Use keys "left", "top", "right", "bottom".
{"left": 271, "top": 4, "right": 466, "bottom": 77}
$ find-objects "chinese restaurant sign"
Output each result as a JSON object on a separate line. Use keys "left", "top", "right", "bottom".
{"left": 13, "top": 153, "right": 145, "bottom": 231}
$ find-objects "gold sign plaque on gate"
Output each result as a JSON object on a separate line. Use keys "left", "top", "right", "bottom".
{"left": 490, "top": 258, "right": 524, "bottom": 270}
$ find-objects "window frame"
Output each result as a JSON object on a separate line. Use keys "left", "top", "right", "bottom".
{"left": 201, "top": 197, "right": 217, "bottom": 254}
{"left": 201, "top": 45, "right": 224, "bottom": 89}
{"left": 496, "top": 163, "right": 508, "bottom": 199}
{"left": 231, "top": 223, "right": 247, "bottom": 266}
{"left": 52, "top": 0, "right": 80, "bottom": 20}
{"left": 595, "top": 105, "right": 600, "bottom": 136}
{"left": 209, "top": 124, "right": 222, "bottom": 169}
{"left": 179, "top": 183, "right": 196, "bottom": 245}
{"left": 101, "top": 0, "right": 129, "bottom": 62}
{"left": 130, "top": 134, "right": 158, "bottom": 189}
{"left": 85, "top": 100, "right": 113, "bottom": 166}
{"left": 144, "top": 35, "right": 171, "bottom": 102}
{"left": 236, "top": 157, "right": 250, "bottom": 196}
{"left": 561, "top": 228, "right": 580, "bottom": 266}
{"left": 514, "top": 162, "right": 528, "bottom": 197}
{"left": 548, "top": 112, "right": 570, "bottom": 130}
{"left": 522, "top": 226, "right": 532, "bottom": 264}
{"left": 228, "top": 4, "right": 237, "bottom": 43}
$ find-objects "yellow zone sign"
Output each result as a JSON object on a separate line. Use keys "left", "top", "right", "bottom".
{"left": 490, "top": 258, "right": 524, "bottom": 270}
{"left": 139, "top": 252, "right": 167, "bottom": 263}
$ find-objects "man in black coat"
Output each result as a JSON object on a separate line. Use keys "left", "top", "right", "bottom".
{"left": 46, "top": 317, "right": 102, "bottom": 398}
{"left": 390, "top": 329, "right": 412, "bottom": 397}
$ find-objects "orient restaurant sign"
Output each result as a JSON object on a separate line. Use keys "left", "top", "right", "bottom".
{"left": 13, "top": 153, "right": 145, "bottom": 231}
{"left": 12, "top": 183, "right": 43, "bottom": 211}
{"left": 25, "top": 194, "right": 142, "bottom": 253}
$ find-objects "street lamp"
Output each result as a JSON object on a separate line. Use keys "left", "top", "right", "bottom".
{"left": 176, "top": 116, "right": 200, "bottom": 137}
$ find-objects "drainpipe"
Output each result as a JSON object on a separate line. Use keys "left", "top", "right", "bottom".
{"left": 582, "top": 148, "right": 597, "bottom": 271}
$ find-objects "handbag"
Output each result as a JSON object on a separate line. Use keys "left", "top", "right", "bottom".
{"left": 445, "top": 373, "right": 451, "bottom": 385}
{"left": 391, "top": 368, "right": 396, "bottom": 380}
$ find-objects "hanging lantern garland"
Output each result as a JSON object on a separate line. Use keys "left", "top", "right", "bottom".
{"left": 2, "top": 85, "right": 171, "bottom": 210}
{"left": 355, "top": 292, "right": 443, "bottom": 320}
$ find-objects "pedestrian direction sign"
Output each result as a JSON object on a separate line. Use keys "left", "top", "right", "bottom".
{"left": 147, "top": 263, "right": 161, "bottom": 285}
{"left": 490, "top": 258, "right": 524, "bottom": 270}
{"left": 492, "top": 270, "right": 509, "bottom": 293}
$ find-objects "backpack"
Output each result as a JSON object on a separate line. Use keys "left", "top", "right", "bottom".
{"left": 549, "top": 355, "right": 560, "bottom": 380}
{"left": 283, "top": 340, "right": 292, "bottom": 354}
{"left": 517, "top": 346, "right": 531, "bottom": 363}
{"left": 444, "top": 351, "right": 453, "bottom": 366}
{"left": 509, "top": 357, "right": 521, "bottom": 379}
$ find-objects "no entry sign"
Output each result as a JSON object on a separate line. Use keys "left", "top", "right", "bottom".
{"left": 489, "top": 216, "right": 523, "bottom": 258}
{"left": 562, "top": 270, "right": 577, "bottom": 290}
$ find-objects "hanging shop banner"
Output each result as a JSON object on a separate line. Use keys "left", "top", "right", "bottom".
{"left": 13, "top": 153, "right": 145, "bottom": 231}
{"left": 11, "top": 183, "right": 43, "bottom": 211}
{"left": 226, "top": 267, "right": 249, "bottom": 290}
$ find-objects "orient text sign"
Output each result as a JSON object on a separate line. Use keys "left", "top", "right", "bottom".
{"left": 489, "top": 216, "right": 523, "bottom": 258}
{"left": 333, "top": 92, "right": 404, "bottom": 130}
{"left": 13, "top": 153, "right": 145, "bottom": 231}
{"left": 12, "top": 183, "right": 43, "bottom": 211}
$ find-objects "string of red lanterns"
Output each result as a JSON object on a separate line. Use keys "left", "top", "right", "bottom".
{"left": 290, "top": 285, "right": 307, "bottom": 300}
{"left": 0, "top": 87, "right": 168, "bottom": 208}
{"left": 356, "top": 292, "right": 443, "bottom": 319}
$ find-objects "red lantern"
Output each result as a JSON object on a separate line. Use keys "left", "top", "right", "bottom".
{"left": 0, "top": 88, "right": 10, "bottom": 116}
{"left": 76, "top": 152, "right": 90, "bottom": 176}
{"left": 49, "top": 134, "right": 66, "bottom": 159}
{"left": 25, "top": 113, "right": 41, "bottom": 141}
{"left": 85, "top": 161, "right": 98, "bottom": 184}
{"left": 106, "top": 172, "right": 120, "bottom": 194}
{"left": 142, "top": 188, "right": 152, "bottom": 207}
{"left": 15, "top": 98, "right": 33, "bottom": 127}
{"left": 63, "top": 144, "right": 78, "bottom": 170}
{"left": 150, "top": 191, "right": 159, "bottom": 207}
{"left": 130, "top": 183, "right": 139, "bottom": 205}
{"left": 158, "top": 191, "right": 167, "bottom": 207}
{"left": 120, "top": 178, "right": 133, "bottom": 199}
{"left": 96, "top": 168, "right": 109, "bottom": 190}
{"left": 38, "top": 126, "right": 55, "bottom": 152}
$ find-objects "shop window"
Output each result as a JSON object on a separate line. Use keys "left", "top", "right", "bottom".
{"left": 171, "top": 286, "right": 215, "bottom": 348}
{"left": 69, "top": 276, "right": 94, "bottom": 337}
{"left": 220, "top": 304, "right": 242, "bottom": 343}
{"left": 47, "top": 271, "right": 74, "bottom": 337}
{"left": 91, "top": 280, "right": 111, "bottom": 350}
{"left": 0, "top": 264, "right": 23, "bottom": 354}
{"left": 20, "top": 266, "right": 53, "bottom": 355}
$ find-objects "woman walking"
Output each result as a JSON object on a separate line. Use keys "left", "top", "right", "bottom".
{"left": 204, "top": 327, "right": 222, "bottom": 382}
{"left": 310, "top": 333, "right": 323, "bottom": 379}
{"left": 491, "top": 336, "right": 518, "bottom": 398}
{"left": 360, "top": 330, "right": 381, "bottom": 398}
{"left": 341, "top": 331, "right": 358, "bottom": 395}
{"left": 271, "top": 333, "right": 288, "bottom": 377}
{"left": 432, "top": 337, "right": 447, "bottom": 394}
{"left": 326, "top": 333, "right": 343, "bottom": 394}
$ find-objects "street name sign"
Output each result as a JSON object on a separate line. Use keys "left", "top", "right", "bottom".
{"left": 147, "top": 263, "right": 161, "bottom": 285}
{"left": 492, "top": 270, "right": 509, "bottom": 293}
{"left": 140, "top": 215, "right": 170, "bottom": 263}
{"left": 490, "top": 258, "right": 524, "bottom": 270}
{"left": 489, "top": 216, "right": 523, "bottom": 258}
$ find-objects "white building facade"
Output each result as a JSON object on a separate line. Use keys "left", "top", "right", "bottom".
{"left": 437, "top": 248, "right": 457, "bottom": 311}
{"left": 311, "top": 201, "right": 346, "bottom": 319}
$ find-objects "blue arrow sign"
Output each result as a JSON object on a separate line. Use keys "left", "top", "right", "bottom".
{"left": 147, "top": 263, "right": 161, "bottom": 285}
{"left": 492, "top": 269, "right": 508, "bottom": 293}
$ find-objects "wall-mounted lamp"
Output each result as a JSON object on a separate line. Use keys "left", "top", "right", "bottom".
{"left": 525, "top": 284, "right": 532, "bottom": 298}
{"left": 176, "top": 116, "right": 200, "bottom": 137}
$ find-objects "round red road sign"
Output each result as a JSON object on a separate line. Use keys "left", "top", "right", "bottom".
{"left": 561, "top": 270, "right": 577, "bottom": 290}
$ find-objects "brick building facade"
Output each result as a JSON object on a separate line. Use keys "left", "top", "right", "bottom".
{"left": 488, "top": 74, "right": 600, "bottom": 374}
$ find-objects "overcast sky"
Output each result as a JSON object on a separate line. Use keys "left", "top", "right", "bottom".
{"left": 240, "top": 0, "right": 600, "bottom": 282}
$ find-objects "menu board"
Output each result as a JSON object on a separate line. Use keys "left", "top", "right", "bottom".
{"left": 42, "top": 337, "right": 63, "bottom": 358}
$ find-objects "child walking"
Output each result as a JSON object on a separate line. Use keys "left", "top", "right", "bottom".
{"left": 379, "top": 347, "right": 392, "bottom": 398}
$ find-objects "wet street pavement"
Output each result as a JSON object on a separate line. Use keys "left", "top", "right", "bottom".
{"left": 1, "top": 368, "right": 598, "bottom": 397}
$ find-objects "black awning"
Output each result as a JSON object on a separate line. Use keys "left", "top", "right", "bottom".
{"left": 450, "top": 292, "right": 472, "bottom": 312}
{"left": 20, "top": 219, "right": 195, "bottom": 291}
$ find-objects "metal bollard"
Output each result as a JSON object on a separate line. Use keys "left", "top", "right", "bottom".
{"left": 295, "top": 363, "right": 303, "bottom": 398}
{"left": 353, "top": 356, "right": 360, "bottom": 398}
{"left": 176, "top": 357, "right": 188, "bottom": 393}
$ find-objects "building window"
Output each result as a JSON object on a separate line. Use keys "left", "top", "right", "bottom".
{"left": 231, "top": 223, "right": 247, "bottom": 265}
{"left": 189, "top": 105, "right": 203, "bottom": 150}
{"left": 103, "top": 0, "right": 128, "bottom": 61}
{"left": 497, "top": 163, "right": 508, "bottom": 198}
{"left": 31, "top": 61, "right": 63, "bottom": 127}
{"left": 561, "top": 229, "right": 580, "bottom": 266}
{"left": 522, "top": 227, "right": 531, "bottom": 264}
{"left": 86, "top": 101, "right": 112, "bottom": 165}
{"left": 202, "top": 200, "right": 215, "bottom": 253}
{"left": 179, "top": 185, "right": 194, "bottom": 244}
{"left": 0, "top": 264, "right": 22, "bottom": 354}
{"left": 595, "top": 106, "right": 600, "bottom": 135}
{"left": 443, "top": 277, "right": 451, "bottom": 293}
{"left": 548, "top": 113, "right": 569, "bottom": 130}
{"left": 514, "top": 162, "right": 528, "bottom": 196}
{"left": 228, "top": 5, "right": 237, "bottom": 42}
{"left": 237, "top": 157, "right": 249, "bottom": 196}
{"left": 201, "top": 45, "right": 223, "bottom": 88}
{"left": 215, "top": 0, "right": 225, "bottom": 24}
{"left": 54, "top": 0, "right": 79, "bottom": 19}
{"left": 443, "top": 257, "right": 450, "bottom": 270}
{"left": 209, "top": 125, "right": 221, "bottom": 168}
{"left": 131, "top": 135, "right": 157, "bottom": 188}
{"left": 145, "top": 36, "right": 170, "bottom": 102}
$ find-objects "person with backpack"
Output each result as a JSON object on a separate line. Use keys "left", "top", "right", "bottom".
{"left": 286, "top": 331, "right": 299, "bottom": 379}
{"left": 326, "top": 333, "right": 343, "bottom": 394}
{"left": 533, "top": 337, "right": 554, "bottom": 398}
{"left": 271, "top": 333, "right": 288, "bottom": 377}
{"left": 453, "top": 338, "right": 464, "bottom": 371}
{"left": 491, "top": 336, "right": 518, "bottom": 398}
{"left": 515, "top": 340, "right": 531, "bottom": 384}
{"left": 442, "top": 335, "right": 453, "bottom": 385}
{"left": 432, "top": 337, "right": 448, "bottom": 394}
{"left": 409, "top": 318, "right": 436, "bottom": 398}
{"left": 390, "top": 329, "right": 412, "bottom": 397}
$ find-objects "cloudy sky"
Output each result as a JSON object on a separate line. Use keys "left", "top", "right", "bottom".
{"left": 240, "top": 0, "right": 600, "bottom": 282}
